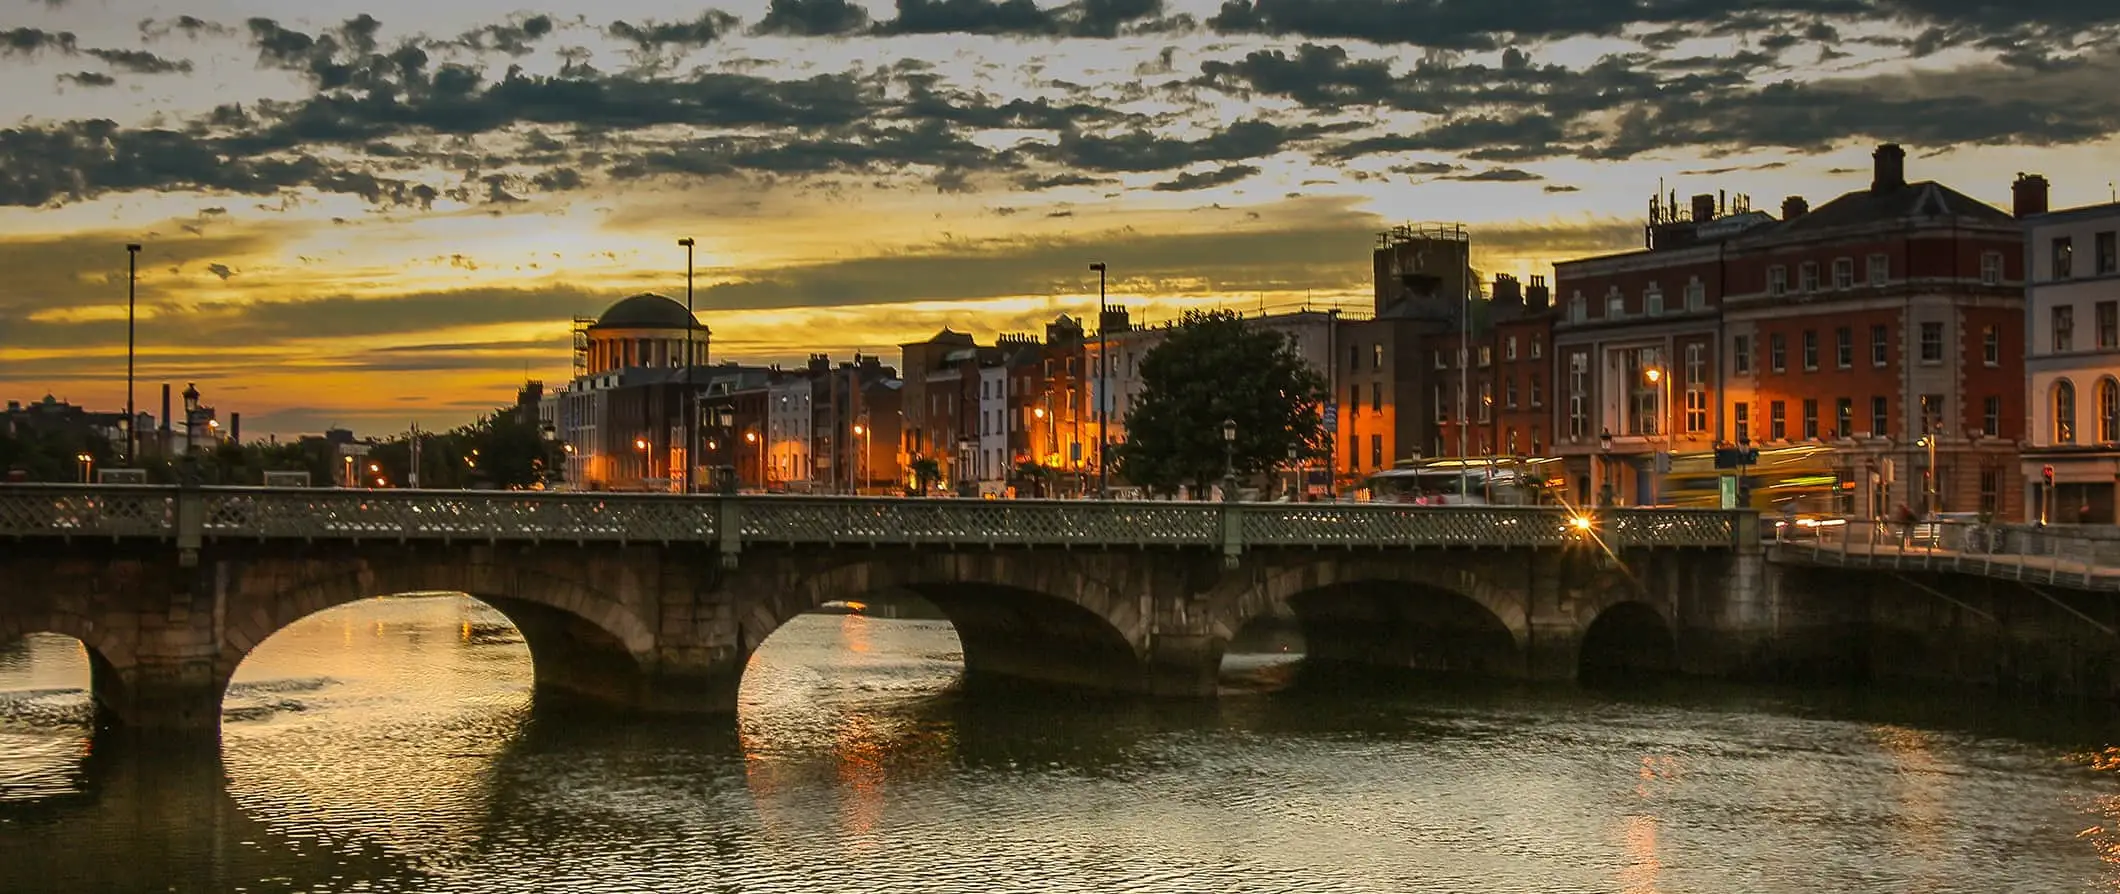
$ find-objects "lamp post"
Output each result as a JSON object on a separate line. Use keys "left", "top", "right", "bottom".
{"left": 744, "top": 428, "right": 759, "bottom": 492}
{"left": 1598, "top": 427, "right": 1615, "bottom": 507}
{"left": 635, "top": 436, "right": 651, "bottom": 488}
{"left": 180, "top": 382, "right": 200, "bottom": 454}
{"left": 1089, "top": 261, "right": 1108, "bottom": 500}
{"left": 76, "top": 452, "right": 92, "bottom": 483}
{"left": 124, "top": 243, "right": 140, "bottom": 466}
{"left": 852, "top": 417, "right": 869, "bottom": 495}
{"left": 1919, "top": 429, "right": 1940, "bottom": 516}
{"left": 342, "top": 455, "right": 354, "bottom": 488}
{"left": 678, "top": 237, "right": 696, "bottom": 493}
{"left": 956, "top": 436, "right": 973, "bottom": 498}
{"left": 1644, "top": 364, "right": 1670, "bottom": 506}
{"left": 1285, "top": 444, "right": 1298, "bottom": 502}
{"left": 1221, "top": 416, "right": 1237, "bottom": 502}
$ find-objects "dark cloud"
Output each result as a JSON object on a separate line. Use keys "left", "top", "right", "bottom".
{"left": 1015, "top": 172, "right": 1115, "bottom": 190}
{"left": 606, "top": 12, "right": 739, "bottom": 50}
{"left": 874, "top": 0, "right": 1165, "bottom": 37}
{"left": 57, "top": 71, "right": 113, "bottom": 87}
{"left": 206, "top": 263, "right": 236, "bottom": 280}
{"left": 454, "top": 15, "right": 555, "bottom": 55}
{"left": 754, "top": 0, "right": 873, "bottom": 36}
{"left": 1444, "top": 167, "right": 1542, "bottom": 182}
{"left": 85, "top": 48, "right": 193, "bottom": 74}
{"left": 1389, "top": 162, "right": 1461, "bottom": 176}
{"left": 2, "top": 27, "right": 76, "bottom": 55}
{"left": 1027, "top": 119, "right": 1321, "bottom": 173}
{"left": 1150, "top": 164, "right": 1260, "bottom": 191}
{"left": 1542, "top": 184, "right": 1579, "bottom": 193}
{"left": 138, "top": 16, "right": 232, "bottom": 41}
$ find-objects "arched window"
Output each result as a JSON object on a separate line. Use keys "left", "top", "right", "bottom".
{"left": 2101, "top": 377, "right": 2120, "bottom": 443}
{"left": 2055, "top": 378, "right": 2078, "bottom": 444}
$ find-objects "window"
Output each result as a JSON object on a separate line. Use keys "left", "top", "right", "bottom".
{"left": 1505, "top": 377, "right": 1518, "bottom": 409}
{"left": 2055, "top": 236, "right": 2075, "bottom": 279}
{"left": 1685, "top": 277, "right": 1705, "bottom": 311}
{"left": 1371, "top": 382, "right": 1382, "bottom": 413}
{"left": 1871, "top": 396, "right": 1889, "bottom": 437}
{"left": 2056, "top": 378, "right": 2078, "bottom": 444}
{"left": 1478, "top": 346, "right": 1492, "bottom": 367}
{"left": 2055, "top": 305, "right": 2075, "bottom": 352}
{"left": 1606, "top": 289, "right": 1624, "bottom": 319}
{"left": 2103, "top": 377, "right": 2120, "bottom": 443}
{"left": 1870, "top": 324, "right": 1889, "bottom": 366}
{"left": 1434, "top": 384, "right": 1447, "bottom": 423}
{"left": 2099, "top": 231, "right": 2118, "bottom": 275}
{"left": 1983, "top": 325, "right": 2000, "bottom": 366}
{"left": 1568, "top": 352, "right": 1588, "bottom": 438}
{"left": 1371, "top": 434, "right": 1383, "bottom": 469}
{"left": 1835, "top": 397, "right": 1852, "bottom": 439}
{"left": 1768, "top": 265, "right": 1787, "bottom": 295}
{"left": 1801, "top": 398, "right": 1818, "bottom": 440}
{"left": 1833, "top": 258, "right": 1853, "bottom": 289}
{"left": 1530, "top": 375, "right": 1543, "bottom": 408}
{"left": 1373, "top": 344, "right": 1384, "bottom": 370}
{"left": 1531, "top": 335, "right": 1543, "bottom": 359}
{"left": 1477, "top": 381, "right": 1492, "bottom": 422}
{"left": 1985, "top": 395, "right": 2002, "bottom": 438}
{"left": 1835, "top": 326, "right": 1853, "bottom": 368}
{"left": 1981, "top": 251, "right": 2003, "bottom": 285}
{"left": 1733, "top": 403, "right": 1750, "bottom": 443}
{"left": 1569, "top": 294, "right": 1587, "bottom": 323}
{"left": 1769, "top": 333, "right": 1786, "bottom": 372}
{"left": 2101, "top": 301, "right": 2118, "bottom": 348}
{"left": 1802, "top": 330, "right": 1818, "bottom": 371}
{"left": 1504, "top": 337, "right": 1517, "bottom": 361}
{"left": 1732, "top": 335, "right": 1752, "bottom": 374}
{"left": 1800, "top": 261, "right": 1819, "bottom": 292}
{"left": 1684, "top": 344, "right": 1707, "bottom": 433}
{"left": 1769, "top": 401, "right": 1786, "bottom": 440}
{"left": 1349, "top": 345, "right": 1360, "bottom": 371}
{"left": 1919, "top": 322, "right": 1943, "bottom": 363}
{"left": 1867, "top": 253, "right": 1889, "bottom": 285}
{"left": 1349, "top": 384, "right": 1360, "bottom": 415}
{"left": 1979, "top": 468, "right": 2000, "bottom": 514}
{"left": 1645, "top": 284, "right": 1664, "bottom": 316}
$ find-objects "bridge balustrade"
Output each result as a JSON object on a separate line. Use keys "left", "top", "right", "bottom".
{"left": 1774, "top": 516, "right": 2120, "bottom": 591}
{"left": 0, "top": 484, "right": 1744, "bottom": 553}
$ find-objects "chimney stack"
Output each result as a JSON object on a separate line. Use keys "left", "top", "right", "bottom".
{"left": 1690, "top": 193, "right": 1716, "bottom": 223}
{"left": 1781, "top": 196, "right": 1809, "bottom": 220}
{"left": 1492, "top": 273, "right": 1523, "bottom": 305}
{"left": 229, "top": 412, "right": 240, "bottom": 443}
{"left": 159, "top": 383, "right": 171, "bottom": 445}
{"left": 2013, "top": 173, "right": 2051, "bottom": 218}
{"left": 1526, "top": 275, "right": 1550, "bottom": 311}
{"left": 1872, "top": 143, "right": 1907, "bottom": 193}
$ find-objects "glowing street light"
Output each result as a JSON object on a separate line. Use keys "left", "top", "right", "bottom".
{"left": 76, "top": 452, "right": 93, "bottom": 483}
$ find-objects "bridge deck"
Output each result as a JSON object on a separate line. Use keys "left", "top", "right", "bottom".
{"left": 1772, "top": 521, "right": 2120, "bottom": 593}
{"left": 0, "top": 485, "right": 1745, "bottom": 551}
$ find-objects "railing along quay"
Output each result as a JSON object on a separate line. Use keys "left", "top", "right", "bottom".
{"left": 1772, "top": 517, "right": 2120, "bottom": 593}
{"left": 0, "top": 485, "right": 1742, "bottom": 561}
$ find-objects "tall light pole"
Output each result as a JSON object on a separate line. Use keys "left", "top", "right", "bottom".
{"left": 678, "top": 237, "right": 696, "bottom": 494}
{"left": 1919, "top": 428, "right": 1940, "bottom": 516}
{"left": 1645, "top": 363, "right": 1670, "bottom": 506}
{"left": 1221, "top": 416, "right": 1237, "bottom": 501}
{"left": 1089, "top": 261, "right": 1108, "bottom": 499}
{"left": 124, "top": 243, "right": 140, "bottom": 465}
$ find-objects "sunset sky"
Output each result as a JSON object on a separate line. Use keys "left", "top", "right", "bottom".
{"left": 3, "top": 0, "right": 2118, "bottom": 436}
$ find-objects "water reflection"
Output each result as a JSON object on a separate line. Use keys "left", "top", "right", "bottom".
{"left": 3, "top": 597, "right": 2120, "bottom": 891}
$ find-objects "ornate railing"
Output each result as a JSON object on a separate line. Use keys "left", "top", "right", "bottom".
{"left": 0, "top": 485, "right": 1744, "bottom": 555}
{"left": 1773, "top": 518, "right": 2120, "bottom": 592}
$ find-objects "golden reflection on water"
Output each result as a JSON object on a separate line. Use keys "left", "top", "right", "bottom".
{"left": 1870, "top": 722, "right": 1946, "bottom": 886}
{"left": 2066, "top": 745, "right": 2120, "bottom": 885}
{"left": 1619, "top": 754, "right": 1675, "bottom": 894}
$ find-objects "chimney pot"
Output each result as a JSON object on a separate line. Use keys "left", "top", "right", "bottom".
{"left": 1872, "top": 143, "right": 1907, "bottom": 193}
{"left": 1781, "top": 195, "right": 1809, "bottom": 220}
{"left": 2012, "top": 172, "right": 2051, "bottom": 218}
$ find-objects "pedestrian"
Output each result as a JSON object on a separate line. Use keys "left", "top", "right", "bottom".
{"left": 2080, "top": 503, "right": 2094, "bottom": 525}
{"left": 1895, "top": 502, "right": 1916, "bottom": 546}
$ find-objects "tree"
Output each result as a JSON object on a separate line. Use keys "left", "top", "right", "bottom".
{"left": 1115, "top": 310, "right": 1328, "bottom": 498}
{"left": 451, "top": 409, "right": 558, "bottom": 489}
{"left": 908, "top": 457, "right": 940, "bottom": 495}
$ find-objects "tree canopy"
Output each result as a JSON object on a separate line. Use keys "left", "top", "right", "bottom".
{"left": 1114, "top": 310, "right": 1328, "bottom": 497}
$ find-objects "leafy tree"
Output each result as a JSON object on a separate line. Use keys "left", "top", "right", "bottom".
{"left": 908, "top": 457, "right": 940, "bottom": 495}
{"left": 1114, "top": 310, "right": 1328, "bottom": 498}
{"left": 1012, "top": 459, "right": 1057, "bottom": 498}
{"left": 453, "top": 408, "right": 560, "bottom": 489}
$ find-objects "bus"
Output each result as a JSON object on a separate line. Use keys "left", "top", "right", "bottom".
{"left": 1362, "top": 458, "right": 1566, "bottom": 505}
{"left": 1659, "top": 444, "right": 1844, "bottom": 512}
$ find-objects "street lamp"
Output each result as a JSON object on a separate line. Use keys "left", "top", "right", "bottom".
{"left": 852, "top": 418, "right": 870, "bottom": 495}
{"left": 1089, "top": 261, "right": 1109, "bottom": 500}
{"left": 956, "top": 436, "right": 973, "bottom": 497}
{"left": 1221, "top": 416, "right": 1237, "bottom": 502}
{"left": 181, "top": 383, "right": 200, "bottom": 453}
{"left": 124, "top": 243, "right": 140, "bottom": 466}
{"left": 76, "top": 452, "right": 92, "bottom": 483}
{"left": 635, "top": 436, "right": 651, "bottom": 488}
{"left": 342, "top": 454, "right": 354, "bottom": 488}
{"left": 1598, "top": 427, "right": 1615, "bottom": 507}
{"left": 1644, "top": 364, "right": 1670, "bottom": 505}
{"left": 1918, "top": 430, "right": 1941, "bottom": 516}
{"left": 678, "top": 237, "right": 696, "bottom": 493}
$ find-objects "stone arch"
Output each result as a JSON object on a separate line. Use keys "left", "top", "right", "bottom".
{"left": 738, "top": 551, "right": 1151, "bottom": 696}
{"left": 217, "top": 555, "right": 660, "bottom": 713}
{"left": 0, "top": 612, "right": 130, "bottom": 726}
{"left": 1577, "top": 600, "right": 1676, "bottom": 677}
{"left": 1211, "top": 555, "right": 1529, "bottom": 677}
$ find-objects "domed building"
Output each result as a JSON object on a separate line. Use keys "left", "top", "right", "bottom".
{"left": 582, "top": 292, "right": 709, "bottom": 375}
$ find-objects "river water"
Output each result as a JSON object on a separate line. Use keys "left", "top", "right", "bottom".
{"left": 4, "top": 595, "right": 2120, "bottom": 892}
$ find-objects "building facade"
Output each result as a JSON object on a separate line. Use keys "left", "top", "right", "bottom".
{"left": 555, "top": 293, "right": 710, "bottom": 491}
{"left": 2021, "top": 188, "right": 2120, "bottom": 522}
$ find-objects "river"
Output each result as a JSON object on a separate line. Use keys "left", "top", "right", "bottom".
{"left": 4, "top": 594, "right": 2120, "bottom": 892}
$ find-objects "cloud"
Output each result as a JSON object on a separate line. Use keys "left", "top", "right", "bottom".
{"left": 1444, "top": 167, "right": 1543, "bottom": 182}
{"left": 2, "top": 27, "right": 76, "bottom": 56}
{"left": 57, "top": 71, "right": 112, "bottom": 87}
{"left": 84, "top": 48, "right": 193, "bottom": 74}
{"left": 137, "top": 16, "right": 233, "bottom": 41}
{"left": 754, "top": 0, "right": 873, "bottom": 36}
{"left": 1541, "top": 184, "right": 1579, "bottom": 193}
{"left": 606, "top": 12, "right": 740, "bottom": 50}
{"left": 873, "top": 0, "right": 1165, "bottom": 38}
{"left": 452, "top": 14, "right": 555, "bottom": 55}
{"left": 206, "top": 263, "right": 236, "bottom": 281}
{"left": 1151, "top": 164, "right": 1260, "bottom": 191}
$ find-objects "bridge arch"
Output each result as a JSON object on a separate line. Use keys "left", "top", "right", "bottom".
{"left": 739, "top": 551, "right": 1150, "bottom": 697}
{"left": 1577, "top": 600, "right": 1677, "bottom": 678}
{"left": 1210, "top": 555, "right": 1529, "bottom": 677}
{"left": 216, "top": 554, "right": 660, "bottom": 714}
{"left": 0, "top": 613, "right": 130, "bottom": 726}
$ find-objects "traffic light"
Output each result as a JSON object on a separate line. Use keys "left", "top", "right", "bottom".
{"left": 2043, "top": 464, "right": 2056, "bottom": 486}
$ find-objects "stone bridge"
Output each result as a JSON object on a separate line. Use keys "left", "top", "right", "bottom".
{"left": 0, "top": 485, "right": 1758, "bottom": 734}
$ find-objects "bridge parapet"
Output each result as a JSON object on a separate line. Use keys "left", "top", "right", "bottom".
{"left": 0, "top": 485, "right": 1745, "bottom": 557}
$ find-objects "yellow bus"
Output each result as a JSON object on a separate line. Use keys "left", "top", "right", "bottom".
{"left": 1660, "top": 444, "right": 1845, "bottom": 512}
{"left": 1363, "top": 457, "right": 1568, "bottom": 505}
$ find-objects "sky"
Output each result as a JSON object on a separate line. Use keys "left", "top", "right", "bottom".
{"left": 3, "top": 0, "right": 2118, "bottom": 436}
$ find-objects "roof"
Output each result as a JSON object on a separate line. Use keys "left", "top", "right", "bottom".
{"left": 1771, "top": 181, "right": 2014, "bottom": 236}
{"left": 593, "top": 293, "right": 699, "bottom": 329}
